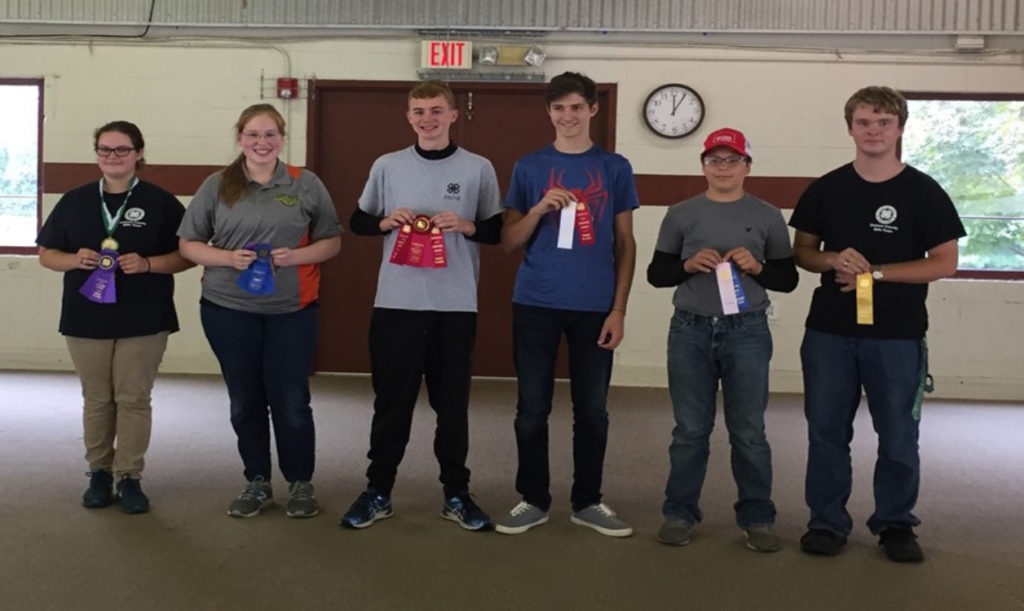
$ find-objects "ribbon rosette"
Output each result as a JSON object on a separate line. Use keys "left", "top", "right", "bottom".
{"left": 79, "top": 249, "right": 120, "bottom": 303}
{"left": 236, "top": 242, "right": 276, "bottom": 295}
{"left": 389, "top": 215, "right": 447, "bottom": 269}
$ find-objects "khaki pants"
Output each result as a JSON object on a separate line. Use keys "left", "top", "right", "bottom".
{"left": 65, "top": 332, "right": 169, "bottom": 478}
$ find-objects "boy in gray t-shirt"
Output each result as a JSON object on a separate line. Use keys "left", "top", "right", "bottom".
{"left": 339, "top": 81, "right": 502, "bottom": 533}
{"left": 646, "top": 127, "right": 798, "bottom": 552}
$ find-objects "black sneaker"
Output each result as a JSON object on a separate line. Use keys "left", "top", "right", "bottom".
{"left": 879, "top": 527, "right": 924, "bottom": 563}
{"left": 82, "top": 470, "right": 114, "bottom": 508}
{"left": 800, "top": 528, "right": 847, "bottom": 556}
{"left": 441, "top": 493, "right": 492, "bottom": 531}
{"left": 116, "top": 477, "right": 151, "bottom": 514}
{"left": 340, "top": 490, "right": 392, "bottom": 529}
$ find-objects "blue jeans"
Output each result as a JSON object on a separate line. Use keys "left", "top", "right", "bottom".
{"left": 201, "top": 301, "right": 318, "bottom": 483}
{"left": 663, "top": 308, "right": 776, "bottom": 528}
{"left": 512, "top": 304, "right": 613, "bottom": 512}
{"left": 801, "top": 328, "right": 923, "bottom": 536}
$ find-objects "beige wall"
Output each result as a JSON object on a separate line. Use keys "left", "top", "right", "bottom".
{"left": 2, "top": 38, "right": 1022, "bottom": 400}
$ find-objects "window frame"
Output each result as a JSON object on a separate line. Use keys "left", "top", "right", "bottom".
{"left": 0, "top": 77, "right": 44, "bottom": 255}
{"left": 902, "top": 91, "right": 1024, "bottom": 281}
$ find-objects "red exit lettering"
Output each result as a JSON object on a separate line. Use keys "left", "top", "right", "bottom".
{"left": 430, "top": 41, "right": 466, "bottom": 67}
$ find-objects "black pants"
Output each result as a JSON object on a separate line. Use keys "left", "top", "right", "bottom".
{"left": 366, "top": 308, "right": 476, "bottom": 498}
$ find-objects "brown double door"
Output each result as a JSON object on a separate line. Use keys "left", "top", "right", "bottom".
{"left": 307, "top": 80, "right": 615, "bottom": 376}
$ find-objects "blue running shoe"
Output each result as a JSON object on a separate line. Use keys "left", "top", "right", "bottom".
{"left": 340, "top": 490, "right": 392, "bottom": 529}
{"left": 442, "top": 493, "right": 492, "bottom": 531}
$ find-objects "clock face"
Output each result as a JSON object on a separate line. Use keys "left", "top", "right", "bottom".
{"left": 643, "top": 84, "right": 705, "bottom": 139}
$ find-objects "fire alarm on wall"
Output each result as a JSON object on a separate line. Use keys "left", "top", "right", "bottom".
{"left": 276, "top": 78, "right": 299, "bottom": 99}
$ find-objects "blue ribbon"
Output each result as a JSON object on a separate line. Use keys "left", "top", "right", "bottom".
{"left": 236, "top": 242, "right": 275, "bottom": 295}
{"left": 730, "top": 261, "right": 749, "bottom": 311}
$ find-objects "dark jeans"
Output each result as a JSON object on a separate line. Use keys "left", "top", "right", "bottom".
{"left": 512, "top": 303, "right": 613, "bottom": 512}
{"left": 664, "top": 309, "right": 776, "bottom": 528}
{"left": 201, "top": 301, "right": 318, "bottom": 483}
{"left": 801, "top": 328, "right": 924, "bottom": 536}
{"left": 366, "top": 308, "right": 476, "bottom": 498}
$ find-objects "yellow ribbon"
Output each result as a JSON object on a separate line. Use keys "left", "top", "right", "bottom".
{"left": 856, "top": 273, "right": 874, "bottom": 325}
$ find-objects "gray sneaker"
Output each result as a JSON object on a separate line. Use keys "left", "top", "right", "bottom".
{"left": 494, "top": 501, "right": 549, "bottom": 535}
{"left": 657, "top": 518, "right": 695, "bottom": 546}
{"left": 570, "top": 503, "right": 633, "bottom": 537}
{"left": 227, "top": 477, "right": 273, "bottom": 518}
{"left": 286, "top": 481, "right": 320, "bottom": 518}
{"left": 745, "top": 523, "right": 781, "bottom": 553}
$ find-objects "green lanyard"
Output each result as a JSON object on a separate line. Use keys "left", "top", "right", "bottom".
{"left": 98, "top": 177, "right": 138, "bottom": 248}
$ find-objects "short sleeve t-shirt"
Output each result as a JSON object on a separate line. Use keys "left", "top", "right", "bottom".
{"left": 505, "top": 144, "right": 639, "bottom": 312}
{"left": 655, "top": 193, "right": 793, "bottom": 316}
{"left": 36, "top": 180, "right": 185, "bottom": 339}
{"left": 358, "top": 146, "right": 502, "bottom": 312}
{"left": 789, "top": 163, "right": 965, "bottom": 339}
{"left": 177, "top": 162, "right": 342, "bottom": 314}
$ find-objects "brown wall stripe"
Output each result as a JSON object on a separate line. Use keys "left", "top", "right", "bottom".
{"left": 43, "top": 163, "right": 224, "bottom": 197}
{"left": 43, "top": 162, "right": 812, "bottom": 209}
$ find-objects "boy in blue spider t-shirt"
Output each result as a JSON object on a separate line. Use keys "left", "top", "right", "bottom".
{"left": 495, "top": 72, "right": 638, "bottom": 538}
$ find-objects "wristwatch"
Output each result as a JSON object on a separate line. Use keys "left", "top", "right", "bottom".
{"left": 871, "top": 266, "right": 885, "bottom": 281}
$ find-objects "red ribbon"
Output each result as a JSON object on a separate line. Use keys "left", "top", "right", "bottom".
{"left": 389, "top": 215, "right": 447, "bottom": 268}
{"left": 574, "top": 201, "right": 595, "bottom": 246}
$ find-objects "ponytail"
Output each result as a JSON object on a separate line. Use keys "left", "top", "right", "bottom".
{"left": 218, "top": 153, "right": 250, "bottom": 206}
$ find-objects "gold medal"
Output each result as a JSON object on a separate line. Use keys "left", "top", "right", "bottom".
{"left": 101, "top": 237, "right": 119, "bottom": 251}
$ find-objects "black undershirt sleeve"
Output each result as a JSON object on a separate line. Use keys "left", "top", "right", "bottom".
{"left": 647, "top": 249, "right": 694, "bottom": 288}
{"left": 751, "top": 256, "right": 799, "bottom": 292}
{"left": 349, "top": 207, "right": 387, "bottom": 236}
{"left": 467, "top": 213, "right": 503, "bottom": 245}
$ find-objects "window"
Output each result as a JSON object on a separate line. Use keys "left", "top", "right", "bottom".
{"left": 0, "top": 79, "right": 42, "bottom": 254}
{"left": 902, "top": 93, "right": 1024, "bottom": 279}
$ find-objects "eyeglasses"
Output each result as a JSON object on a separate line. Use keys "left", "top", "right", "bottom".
{"left": 95, "top": 146, "right": 136, "bottom": 157}
{"left": 241, "top": 131, "right": 282, "bottom": 141}
{"left": 702, "top": 156, "right": 746, "bottom": 167}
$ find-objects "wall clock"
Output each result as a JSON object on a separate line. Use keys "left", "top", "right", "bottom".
{"left": 642, "top": 84, "right": 705, "bottom": 139}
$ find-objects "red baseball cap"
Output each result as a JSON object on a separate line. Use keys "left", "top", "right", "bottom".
{"left": 701, "top": 127, "right": 752, "bottom": 159}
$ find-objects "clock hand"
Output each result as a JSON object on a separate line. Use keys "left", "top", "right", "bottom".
{"left": 671, "top": 94, "right": 685, "bottom": 115}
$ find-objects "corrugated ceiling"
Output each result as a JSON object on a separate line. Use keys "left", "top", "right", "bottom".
{"left": 1, "top": 0, "right": 1021, "bottom": 33}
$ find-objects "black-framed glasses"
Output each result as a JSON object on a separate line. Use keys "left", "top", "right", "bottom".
{"left": 702, "top": 156, "right": 746, "bottom": 167}
{"left": 95, "top": 146, "right": 136, "bottom": 157}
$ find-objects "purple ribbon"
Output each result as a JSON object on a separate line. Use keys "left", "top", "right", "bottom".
{"left": 79, "top": 249, "right": 119, "bottom": 303}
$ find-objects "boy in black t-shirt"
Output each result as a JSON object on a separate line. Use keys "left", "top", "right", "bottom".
{"left": 789, "top": 87, "right": 965, "bottom": 563}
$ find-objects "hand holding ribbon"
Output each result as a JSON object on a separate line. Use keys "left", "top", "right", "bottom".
{"left": 683, "top": 248, "right": 723, "bottom": 273}
{"left": 75, "top": 247, "right": 101, "bottom": 270}
{"left": 236, "top": 242, "right": 276, "bottom": 295}
{"left": 79, "top": 248, "right": 120, "bottom": 303}
{"left": 389, "top": 215, "right": 447, "bottom": 268}
{"left": 723, "top": 247, "right": 763, "bottom": 276}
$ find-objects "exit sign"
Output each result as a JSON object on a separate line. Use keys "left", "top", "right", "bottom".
{"left": 421, "top": 40, "right": 473, "bottom": 69}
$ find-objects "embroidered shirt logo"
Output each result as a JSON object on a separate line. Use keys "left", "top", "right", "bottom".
{"left": 870, "top": 204, "right": 899, "bottom": 234}
{"left": 275, "top": 195, "right": 300, "bottom": 206}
